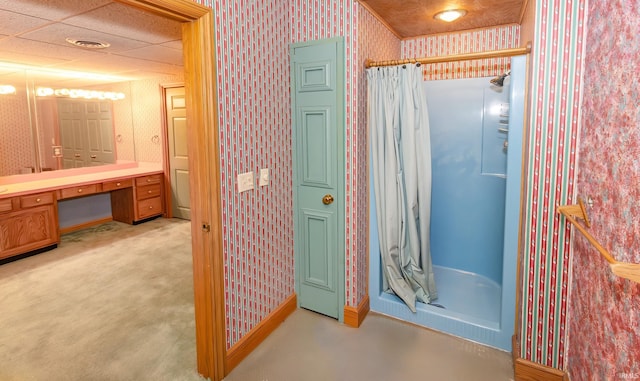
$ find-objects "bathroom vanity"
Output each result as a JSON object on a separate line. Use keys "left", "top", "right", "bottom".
{"left": 0, "top": 164, "right": 165, "bottom": 262}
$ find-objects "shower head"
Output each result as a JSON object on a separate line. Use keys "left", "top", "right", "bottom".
{"left": 490, "top": 71, "right": 511, "bottom": 87}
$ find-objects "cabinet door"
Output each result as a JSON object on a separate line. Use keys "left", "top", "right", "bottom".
{"left": 0, "top": 205, "right": 58, "bottom": 259}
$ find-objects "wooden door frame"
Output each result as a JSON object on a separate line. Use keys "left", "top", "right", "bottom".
{"left": 115, "top": 1, "right": 224, "bottom": 380}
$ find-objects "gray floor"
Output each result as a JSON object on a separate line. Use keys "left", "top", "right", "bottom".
{"left": 1, "top": 219, "right": 514, "bottom": 381}
{"left": 224, "top": 308, "right": 515, "bottom": 381}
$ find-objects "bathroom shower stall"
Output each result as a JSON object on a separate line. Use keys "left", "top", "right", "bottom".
{"left": 369, "top": 56, "right": 526, "bottom": 351}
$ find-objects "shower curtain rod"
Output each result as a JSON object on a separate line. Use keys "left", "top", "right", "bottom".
{"left": 364, "top": 43, "right": 531, "bottom": 69}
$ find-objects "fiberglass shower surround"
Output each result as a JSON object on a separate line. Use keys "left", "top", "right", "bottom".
{"left": 369, "top": 56, "right": 526, "bottom": 351}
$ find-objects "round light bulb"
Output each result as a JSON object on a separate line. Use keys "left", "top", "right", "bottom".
{"left": 434, "top": 9, "right": 467, "bottom": 22}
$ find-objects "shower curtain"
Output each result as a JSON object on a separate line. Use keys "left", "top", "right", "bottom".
{"left": 367, "top": 64, "right": 437, "bottom": 313}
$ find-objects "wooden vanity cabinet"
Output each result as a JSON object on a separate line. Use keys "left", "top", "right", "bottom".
{"left": 0, "top": 192, "right": 59, "bottom": 260}
{"left": 111, "top": 174, "right": 164, "bottom": 224}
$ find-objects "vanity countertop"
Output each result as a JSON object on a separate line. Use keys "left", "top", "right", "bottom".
{"left": 0, "top": 163, "right": 163, "bottom": 199}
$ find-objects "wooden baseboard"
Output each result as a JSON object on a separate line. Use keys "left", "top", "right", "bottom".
{"left": 513, "top": 334, "right": 570, "bottom": 381}
{"left": 225, "top": 293, "right": 297, "bottom": 374}
{"left": 344, "top": 294, "right": 369, "bottom": 328}
{"left": 59, "top": 217, "right": 113, "bottom": 235}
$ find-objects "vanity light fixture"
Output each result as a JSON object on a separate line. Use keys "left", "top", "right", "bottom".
{"left": 36, "top": 87, "right": 125, "bottom": 101}
{"left": 0, "top": 85, "right": 17, "bottom": 95}
{"left": 0, "top": 62, "right": 129, "bottom": 83}
{"left": 434, "top": 9, "right": 467, "bottom": 22}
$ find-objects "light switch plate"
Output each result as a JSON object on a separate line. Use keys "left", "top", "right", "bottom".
{"left": 258, "top": 168, "right": 269, "bottom": 186}
{"left": 237, "top": 172, "right": 254, "bottom": 193}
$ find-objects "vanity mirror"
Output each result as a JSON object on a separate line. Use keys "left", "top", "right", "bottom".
{"left": 0, "top": 69, "right": 135, "bottom": 176}
{"left": 0, "top": 0, "right": 184, "bottom": 178}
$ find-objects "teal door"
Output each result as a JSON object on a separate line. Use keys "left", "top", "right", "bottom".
{"left": 291, "top": 38, "right": 345, "bottom": 321}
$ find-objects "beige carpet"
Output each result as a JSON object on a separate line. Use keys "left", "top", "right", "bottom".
{"left": 0, "top": 218, "right": 205, "bottom": 381}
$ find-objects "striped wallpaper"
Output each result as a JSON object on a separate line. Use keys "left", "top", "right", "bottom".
{"left": 192, "top": 1, "right": 597, "bottom": 372}
{"left": 210, "top": 0, "right": 294, "bottom": 349}
{"left": 520, "top": 0, "right": 586, "bottom": 369}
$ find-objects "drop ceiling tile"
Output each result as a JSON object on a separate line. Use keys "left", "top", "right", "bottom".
{"left": 0, "top": 37, "right": 99, "bottom": 63}
{"left": 63, "top": 2, "right": 181, "bottom": 44}
{"left": 118, "top": 45, "right": 183, "bottom": 66}
{"left": 51, "top": 54, "right": 181, "bottom": 78}
{"left": 0, "top": 0, "right": 111, "bottom": 21}
{"left": 0, "top": 10, "right": 52, "bottom": 36}
{"left": 20, "top": 22, "right": 149, "bottom": 53}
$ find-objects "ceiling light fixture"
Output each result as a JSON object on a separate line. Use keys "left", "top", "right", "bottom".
{"left": 434, "top": 9, "right": 467, "bottom": 22}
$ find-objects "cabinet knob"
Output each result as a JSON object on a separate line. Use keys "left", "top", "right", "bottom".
{"left": 78, "top": 189, "right": 83, "bottom": 193}
{"left": 148, "top": 190, "right": 152, "bottom": 194}
{"left": 36, "top": 198, "right": 41, "bottom": 202}
{"left": 149, "top": 206, "right": 154, "bottom": 209}
{"left": 147, "top": 179, "right": 152, "bottom": 183}
{"left": 116, "top": 182, "right": 121, "bottom": 186}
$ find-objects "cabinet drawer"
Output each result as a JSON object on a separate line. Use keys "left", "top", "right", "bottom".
{"left": 103, "top": 178, "right": 133, "bottom": 192}
{"left": 136, "top": 183, "right": 161, "bottom": 201}
{"left": 0, "top": 198, "right": 13, "bottom": 213}
{"left": 20, "top": 192, "right": 54, "bottom": 208}
{"left": 59, "top": 184, "right": 100, "bottom": 199}
{"left": 137, "top": 197, "right": 162, "bottom": 219}
{"left": 135, "top": 174, "right": 162, "bottom": 187}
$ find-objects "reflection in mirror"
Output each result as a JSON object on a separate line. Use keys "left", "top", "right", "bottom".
{"left": 0, "top": 70, "right": 37, "bottom": 176}
{"left": 0, "top": 0, "right": 184, "bottom": 178}
{"left": 0, "top": 70, "right": 183, "bottom": 178}
{"left": 0, "top": 70, "right": 137, "bottom": 176}
{"left": 35, "top": 88, "right": 124, "bottom": 170}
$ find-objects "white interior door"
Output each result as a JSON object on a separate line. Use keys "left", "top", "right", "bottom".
{"left": 166, "top": 86, "right": 191, "bottom": 220}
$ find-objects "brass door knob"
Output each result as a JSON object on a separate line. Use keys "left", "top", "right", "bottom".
{"left": 322, "top": 194, "right": 334, "bottom": 205}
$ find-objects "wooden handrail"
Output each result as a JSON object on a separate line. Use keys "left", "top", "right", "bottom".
{"left": 557, "top": 198, "right": 640, "bottom": 283}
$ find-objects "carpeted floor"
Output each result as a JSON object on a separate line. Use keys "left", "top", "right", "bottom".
{"left": 0, "top": 218, "right": 205, "bottom": 381}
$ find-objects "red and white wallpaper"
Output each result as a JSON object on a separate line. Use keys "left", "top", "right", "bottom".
{"left": 192, "top": 3, "right": 637, "bottom": 372}
{"left": 567, "top": 0, "right": 640, "bottom": 378}
{"left": 204, "top": 0, "right": 397, "bottom": 348}
{"left": 211, "top": 0, "right": 294, "bottom": 349}
{"left": 402, "top": 25, "right": 520, "bottom": 81}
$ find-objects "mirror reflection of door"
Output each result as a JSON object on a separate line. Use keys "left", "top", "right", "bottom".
{"left": 58, "top": 99, "right": 115, "bottom": 169}
{"left": 165, "top": 86, "right": 190, "bottom": 220}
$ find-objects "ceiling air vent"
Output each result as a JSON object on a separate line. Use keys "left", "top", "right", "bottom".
{"left": 65, "top": 38, "right": 110, "bottom": 49}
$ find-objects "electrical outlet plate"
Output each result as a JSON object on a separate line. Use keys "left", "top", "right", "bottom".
{"left": 237, "top": 172, "right": 254, "bottom": 193}
{"left": 258, "top": 168, "right": 269, "bottom": 186}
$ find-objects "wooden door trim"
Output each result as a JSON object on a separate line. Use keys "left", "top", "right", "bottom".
{"left": 115, "top": 1, "right": 225, "bottom": 380}
{"left": 160, "top": 84, "right": 172, "bottom": 219}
